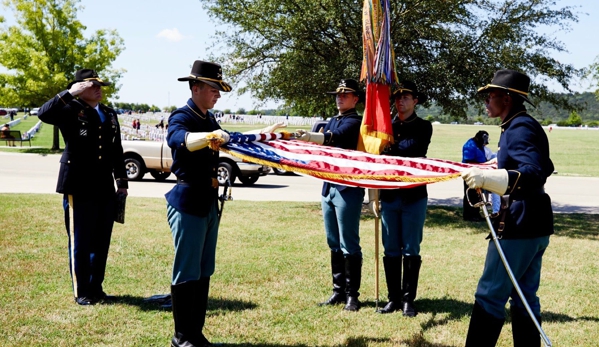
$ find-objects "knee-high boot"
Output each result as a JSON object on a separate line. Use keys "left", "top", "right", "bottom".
{"left": 465, "top": 301, "right": 505, "bottom": 347}
{"left": 511, "top": 307, "right": 541, "bottom": 347}
{"left": 171, "top": 281, "right": 205, "bottom": 347}
{"left": 377, "top": 256, "right": 402, "bottom": 314}
{"left": 344, "top": 254, "right": 362, "bottom": 311}
{"left": 402, "top": 255, "right": 421, "bottom": 317}
{"left": 319, "top": 250, "right": 346, "bottom": 306}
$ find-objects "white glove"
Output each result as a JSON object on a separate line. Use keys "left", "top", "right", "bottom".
{"left": 212, "top": 129, "right": 230, "bottom": 143}
{"left": 295, "top": 129, "right": 324, "bottom": 144}
{"left": 367, "top": 189, "right": 380, "bottom": 216}
{"left": 68, "top": 81, "right": 93, "bottom": 96}
{"left": 186, "top": 130, "right": 229, "bottom": 151}
{"left": 244, "top": 122, "right": 287, "bottom": 134}
{"left": 461, "top": 167, "right": 508, "bottom": 195}
{"left": 260, "top": 122, "right": 287, "bottom": 134}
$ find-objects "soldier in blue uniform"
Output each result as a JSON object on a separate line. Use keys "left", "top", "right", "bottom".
{"left": 38, "top": 69, "right": 128, "bottom": 306}
{"left": 165, "top": 60, "right": 231, "bottom": 347}
{"left": 166, "top": 61, "right": 284, "bottom": 347}
{"left": 297, "top": 79, "right": 365, "bottom": 311}
{"left": 375, "top": 81, "right": 432, "bottom": 317}
{"left": 462, "top": 69, "right": 554, "bottom": 346}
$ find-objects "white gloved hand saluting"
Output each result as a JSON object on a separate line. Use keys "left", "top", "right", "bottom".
{"left": 68, "top": 81, "right": 93, "bottom": 96}
{"left": 461, "top": 167, "right": 508, "bottom": 195}
{"left": 295, "top": 129, "right": 325, "bottom": 145}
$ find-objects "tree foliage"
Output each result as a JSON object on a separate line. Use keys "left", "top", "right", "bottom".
{"left": 0, "top": 0, "right": 125, "bottom": 108}
{"left": 204, "top": 0, "right": 582, "bottom": 118}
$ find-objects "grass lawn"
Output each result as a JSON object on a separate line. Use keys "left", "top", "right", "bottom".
{"left": 1, "top": 195, "right": 598, "bottom": 346}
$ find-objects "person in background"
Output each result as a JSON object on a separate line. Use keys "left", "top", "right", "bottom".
{"left": 374, "top": 81, "right": 432, "bottom": 317}
{"left": 1, "top": 123, "right": 16, "bottom": 146}
{"left": 37, "top": 69, "right": 128, "bottom": 306}
{"left": 296, "top": 78, "right": 365, "bottom": 311}
{"left": 462, "top": 69, "right": 554, "bottom": 346}
{"left": 462, "top": 130, "right": 490, "bottom": 221}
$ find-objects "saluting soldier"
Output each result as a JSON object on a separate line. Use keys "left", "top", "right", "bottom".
{"left": 297, "top": 78, "right": 365, "bottom": 311}
{"left": 461, "top": 69, "right": 554, "bottom": 346}
{"left": 38, "top": 69, "right": 128, "bottom": 305}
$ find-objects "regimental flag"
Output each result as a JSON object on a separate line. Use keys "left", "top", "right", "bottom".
{"left": 358, "top": 0, "right": 398, "bottom": 155}
{"left": 218, "top": 133, "right": 489, "bottom": 190}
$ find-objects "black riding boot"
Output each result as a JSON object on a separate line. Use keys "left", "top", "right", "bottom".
{"left": 319, "top": 250, "right": 346, "bottom": 306}
{"left": 171, "top": 281, "right": 204, "bottom": 347}
{"left": 343, "top": 254, "right": 362, "bottom": 311}
{"left": 511, "top": 307, "right": 541, "bottom": 347}
{"left": 465, "top": 301, "right": 505, "bottom": 347}
{"left": 401, "top": 255, "right": 421, "bottom": 317}
{"left": 196, "top": 277, "right": 213, "bottom": 346}
{"left": 377, "top": 256, "right": 402, "bottom": 314}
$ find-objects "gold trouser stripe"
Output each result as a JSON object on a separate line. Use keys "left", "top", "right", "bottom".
{"left": 67, "top": 195, "right": 78, "bottom": 298}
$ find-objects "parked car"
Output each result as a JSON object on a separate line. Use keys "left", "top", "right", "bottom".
{"left": 121, "top": 140, "right": 271, "bottom": 185}
{"left": 30, "top": 108, "right": 40, "bottom": 116}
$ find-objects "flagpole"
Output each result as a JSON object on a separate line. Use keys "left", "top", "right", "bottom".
{"left": 374, "top": 189, "right": 380, "bottom": 311}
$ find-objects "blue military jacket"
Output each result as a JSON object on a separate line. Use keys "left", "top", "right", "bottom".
{"left": 496, "top": 106, "right": 554, "bottom": 239}
{"left": 38, "top": 90, "right": 128, "bottom": 196}
{"left": 165, "top": 99, "right": 221, "bottom": 217}
{"left": 380, "top": 112, "right": 432, "bottom": 202}
{"left": 320, "top": 108, "right": 362, "bottom": 196}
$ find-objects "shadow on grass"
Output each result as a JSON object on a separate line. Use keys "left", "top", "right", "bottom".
{"left": 20, "top": 147, "right": 63, "bottom": 154}
{"left": 106, "top": 294, "right": 257, "bottom": 313}
{"left": 363, "top": 205, "right": 599, "bottom": 240}
{"left": 541, "top": 310, "right": 599, "bottom": 323}
{"left": 220, "top": 337, "right": 391, "bottom": 347}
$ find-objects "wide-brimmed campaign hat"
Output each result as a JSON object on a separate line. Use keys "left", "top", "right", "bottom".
{"left": 391, "top": 81, "right": 428, "bottom": 104}
{"left": 178, "top": 60, "right": 232, "bottom": 92}
{"left": 477, "top": 69, "right": 534, "bottom": 107}
{"left": 326, "top": 79, "right": 365, "bottom": 102}
{"left": 67, "top": 69, "right": 111, "bottom": 89}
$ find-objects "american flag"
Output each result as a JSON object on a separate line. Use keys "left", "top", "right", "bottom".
{"left": 218, "top": 133, "right": 487, "bottom": 189}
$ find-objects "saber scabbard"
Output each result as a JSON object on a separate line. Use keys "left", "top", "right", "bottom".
{"left": 469, "top": 188, "right": 552, "bottom": 347}
{"left": 218, "top": 179, "right": 233, "bottom": 225}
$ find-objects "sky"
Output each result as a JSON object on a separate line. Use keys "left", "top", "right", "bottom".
{"left": 2, "top": 0, "right": 599, "bottom": 111}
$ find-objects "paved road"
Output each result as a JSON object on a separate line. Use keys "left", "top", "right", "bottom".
{"left": 1, "top": 152, "right": 597, "bottom": 214}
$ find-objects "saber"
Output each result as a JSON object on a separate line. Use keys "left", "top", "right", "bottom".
{"left": 218, "top": 178, "right": 233, "bottom": 224}
{"left": 468, "top": 188, "right": 552, "bottom": 347}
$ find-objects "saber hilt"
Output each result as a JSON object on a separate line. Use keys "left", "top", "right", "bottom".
{"left": 218, "top": 179, "right": 233, "bottom": 222}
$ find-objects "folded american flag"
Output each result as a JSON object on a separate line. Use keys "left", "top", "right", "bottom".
{"left": 219, "top": 133, "right": 486, "bottom": 189}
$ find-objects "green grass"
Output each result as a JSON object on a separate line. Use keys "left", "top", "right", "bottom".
{"left": 1, "top": 195, "right": 598, "bottom": 346}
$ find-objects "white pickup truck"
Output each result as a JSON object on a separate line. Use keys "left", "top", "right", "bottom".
{"left": 121, "top": 140, "right": 271, "bottom": 185}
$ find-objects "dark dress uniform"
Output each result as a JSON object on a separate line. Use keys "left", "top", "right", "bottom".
{"left": 38, "top": 90, "right": 128, "bottom": 303}
{"left": 319, "top": 108, "right": 365, "bottom": 309}
{"left": 465, "top": 106, "right": 554, "bottom": 346}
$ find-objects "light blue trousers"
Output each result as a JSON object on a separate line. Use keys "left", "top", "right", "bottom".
{"left": 475, "top": 236, "right": 550, "bottom": 319}
{"left": 380, "top": 196, "right": 428, "bottom": 257}
{"left": 167, "top": 203, "right": 219, "bottom": 285}
{"left": 321, "top": 185, "right": 364, "bottom": 256}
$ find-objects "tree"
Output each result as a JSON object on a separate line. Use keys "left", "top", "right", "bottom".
{"left": 204, "top": 0, "right": 581, "bottom": 118}
{"left": 0, "top": 0, "right": 125, "bottom": 150}
{"left": 567, "top": 110, "right": 582, "bottom": 127}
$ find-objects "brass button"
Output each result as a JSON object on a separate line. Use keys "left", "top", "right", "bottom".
{"left": 99, "top": 135, "right": 102, "bottom": 139}
{"left": 99, "top": 156, "right": 102, "bottom": 159}
{"left": 99, "top": 145, "right": 102, "bottom": 149}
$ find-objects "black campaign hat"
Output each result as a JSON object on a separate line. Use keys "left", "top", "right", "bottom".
{"left": 326, "top": 79, "right": 365, "bottom": 102}
{"left": 178, "top": 60, "right": 232, "bottom": 92}
{"left": 391, "top": 81, "right": 428, "bottom": 104}
{"left": 67, "top": 69, "right": 111, "bottom": 89}
{"left": 477, "top": 69, "right": 534, "bottom": 107}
